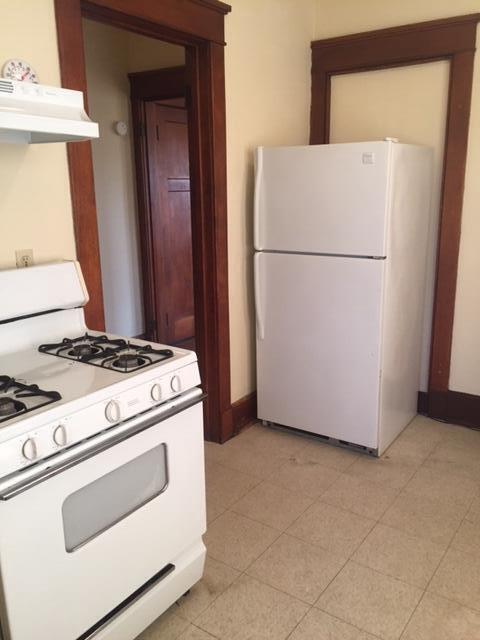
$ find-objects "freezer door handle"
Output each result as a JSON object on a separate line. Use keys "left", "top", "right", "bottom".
{"left": 254, "top": 252, "right": 265, "bottom": 340}
{"left": 253, "top": 147, "right": 263, "bottom": 249}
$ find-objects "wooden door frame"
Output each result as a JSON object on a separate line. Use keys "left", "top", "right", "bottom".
{"left": 128, "top": 66, "right": 188, "bottom": 344}
{"left": 310, "top": 13, "right": 480, "bottom": 421}
{"left": 54, "top": 0, "right": 234, "bottom": 442}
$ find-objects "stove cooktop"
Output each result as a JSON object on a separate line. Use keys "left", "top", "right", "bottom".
{"left": 0, "top": 331, "right": 196, "bottom": 436}
{"left": 0, "top": 376, "right": 61, "bottom": 424}
{"left": 38, "top": 333, "right": 174, "bottom": 373}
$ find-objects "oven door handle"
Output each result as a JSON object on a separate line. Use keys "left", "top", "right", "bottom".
{"left": 0, "top": 388, "right": 205, "bottom": 501}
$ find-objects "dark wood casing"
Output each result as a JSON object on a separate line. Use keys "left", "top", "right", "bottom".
{"left": 310, "top": 14, "right": 480, "bottom": 428}
{"left": 54, "top": 0, "right": 234, "bottom": 442}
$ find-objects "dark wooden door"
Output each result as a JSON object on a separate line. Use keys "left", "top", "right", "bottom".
{"left": 145, "top": 102, "right": 195, "bottom": 348}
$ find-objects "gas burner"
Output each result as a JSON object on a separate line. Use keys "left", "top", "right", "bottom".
{"left": 0, "top": 397, "right": 25, "bottom": 418}
{"left": 111, "top": 353, "right": 146, "bottom": 371}
{"left": 0, "top": 376, "right": 61, "bottom": 424}
{"left": 39, "top": 334, "right": 174, "bottom": 373}
{"left": 68, "top": 344, "right": 101, "bottom": 358}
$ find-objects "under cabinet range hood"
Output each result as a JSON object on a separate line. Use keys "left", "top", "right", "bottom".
{"left": 0, "top": 78, "right": 99, "bottom": 144}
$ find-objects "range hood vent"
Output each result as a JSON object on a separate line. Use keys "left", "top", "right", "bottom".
{"left": 0, "top": 79, "right": 99, "bottom": 144}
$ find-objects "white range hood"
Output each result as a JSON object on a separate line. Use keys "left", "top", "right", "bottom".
{"left": 0, "top": 78, "right": 99, "bottom": 144}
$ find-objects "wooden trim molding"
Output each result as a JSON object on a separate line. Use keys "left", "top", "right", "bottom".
{"left": 231, "top": 392, "right": 257, "bottom": 437}
{"left": 418, "top": 390, "right": 480, "bottom": 430}
{"left": 55, "top": 0, "right": 233, "bottom": 443}
{"left": 129, "top": 66, "right": 187, "bottom": 101}
{"left": 54, "top": 0, "right": 105, "bottom": 331}
{"left": 82, "top": 0, "right": 230, "bottom": 45}
{"left": 310, "top": 14, "right": 480, "bottom": 414}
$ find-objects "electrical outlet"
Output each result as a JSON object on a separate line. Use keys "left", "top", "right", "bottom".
{"left": 15, "top": 249, "right": 34, "bottom": 268}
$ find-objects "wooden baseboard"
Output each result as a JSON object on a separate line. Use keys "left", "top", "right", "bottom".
{"left": 417, "top": 391, "right": 429, "bottom": 415}
{"left": 230, "top": 390, "right": 479, "bottom": 441}
{"left": 417, "top": 390, "right": 480, "bottom": 430}
{"left": 231, "top": 392, "right": 257, "bottom": 435}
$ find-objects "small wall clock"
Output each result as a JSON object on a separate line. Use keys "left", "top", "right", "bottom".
{"left": 2, "top": 59, "right": 38, "bottom": 83}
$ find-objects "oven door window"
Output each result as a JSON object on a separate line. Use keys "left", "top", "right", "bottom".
{"left": 62, "top": 444, "right": 168, "bottom": 552}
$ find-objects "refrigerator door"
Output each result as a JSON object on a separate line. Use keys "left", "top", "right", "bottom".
{"left": 255, "top": 252, "right": 385, "bottom": 450}
{"left": 254, "top": 141, "right": 392, "bottom": 257}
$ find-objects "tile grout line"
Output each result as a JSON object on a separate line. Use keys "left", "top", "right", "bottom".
{"left": 229, "top": 469, "right": 379, "bottom": 638}
{"left": 179, "top": 620, "right": 221, "bottom": 640}
{"left": 194, "top": 550, "right": 314, "bottom": 639}
{"left": 200, "top": 431, "right": 360, "bottom": 639}
{"left": 174, "top": 554, "right": 242, "bottom": 629}
{"left": 207, "top": 431, "right": 429, "bottom": 635}
{"left": 297, "top": 434, "right": 479, "bottom": 638}
{"left": 201, "top": 422, "right": 480, "bottom": 640}
{"left": 190, "top": 430, "right": 303, "bottom": 636}
{"left": 304, "top": 607, "right": 386, "bottom": 640}
{"left": 396, "top": 451, "right": 479, "bottom": 640}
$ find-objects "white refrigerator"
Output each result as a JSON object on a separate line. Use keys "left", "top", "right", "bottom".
{"left": 254, "top": 140, "right": 432, "bottom": 456}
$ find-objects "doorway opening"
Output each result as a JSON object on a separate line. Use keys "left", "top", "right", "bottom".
{"left": 83, "top": 21, "right": 195, "bottom": 350}
{"left": 55, "top": 0, "right": 233, "bottom": 442}
{"left": 129, "top": 66, "right": 195, "bottom": 350}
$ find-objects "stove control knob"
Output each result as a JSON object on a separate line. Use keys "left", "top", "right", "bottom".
{"left": 105, "top": 400, "right": 121, "bottom": 423}
{"left": 170, "top": 375, "right": 182, "bottom": 394}
{"left": 151, "top": 383, "right": 162, "bottom": 402}
{"left": 22, "top": 438, "right": 38, "bottom": 461}
{"left": 53, "top": 424, "right": 68, "bottom": 447}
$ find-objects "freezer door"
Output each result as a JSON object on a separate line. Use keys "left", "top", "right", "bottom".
{"left": 255, "top": 252, "right": 385, "bottom": 449}
{"left": 254, "top": 142, "right": 392, "bottom": 256}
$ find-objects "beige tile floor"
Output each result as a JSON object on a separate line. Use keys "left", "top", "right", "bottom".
{"left": 136, "top": 416, "right": 480, "bottom": 640}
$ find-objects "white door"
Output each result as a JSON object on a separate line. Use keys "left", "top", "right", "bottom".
{"left": 255, "top": 252, "right": 385, "bottom": 449}
{"left": 254, "top": 141, "right": 392, "bottom": 257}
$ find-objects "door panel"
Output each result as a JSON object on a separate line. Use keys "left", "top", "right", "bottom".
{"left": 255, "top": 142, "right": 391, "bottom": 257}
{"left": 146, "top": 103, "right": 195, "bottom": 346}
{"left": 255, "top": 252, "right": 384, "bottom": 449}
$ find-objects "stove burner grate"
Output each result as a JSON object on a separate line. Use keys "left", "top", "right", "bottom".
{"left": 38, "top": 333, "right": 174, "bottom": 373}
{"left": 68, "top": 344, "right": 102, "bottom": 358}
{"left": 0, "top": 376, "right": 61, "bottom": 424}
{"left": 112, "top": 353, "right": 147, "bottom": 371}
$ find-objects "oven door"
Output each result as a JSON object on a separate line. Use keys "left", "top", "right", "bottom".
{"left": 0, "top": 390, "right": 206, "bottom": 640}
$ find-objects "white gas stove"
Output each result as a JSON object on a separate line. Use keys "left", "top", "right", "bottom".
{"left": 0, "top": 261, "right": 206, "bottom": 640}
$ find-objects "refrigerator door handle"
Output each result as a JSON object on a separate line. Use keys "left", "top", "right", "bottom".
{"left": 254, "top": 147, "right": 263, "bottom": 249}
{"left": 254, "top": 252, "right": 265, "bottom": 340}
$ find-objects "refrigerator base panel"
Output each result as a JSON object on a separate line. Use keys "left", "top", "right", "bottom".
{"left": 260, "top": 420, "right": 378, "bottom": 457}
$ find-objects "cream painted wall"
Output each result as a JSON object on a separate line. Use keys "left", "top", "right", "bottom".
{"left": 314, "top": 1, "right": 480, "bottom": 395}
{"left": 0, "top": 0, "right": 317, "bottom": 404}
{"left": 9, "top": 2, "right": 475, "bottom": 402}
{"left": 330, "top": 62, "right": 450, "bottom": 391}
{"left": 225, "top": 0, "right": 316, "bottom": 400}
{"left": 0, "top": 0, "right": 76, "bottom": 270}
{"left": 83, "top": 20, "right": 184, "bottom": 337}
{"left": 126, "top": 34, "right": 185, "bottom": 73}
{"left": 84, "top": 1, "right": 319, "bottom": 398}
